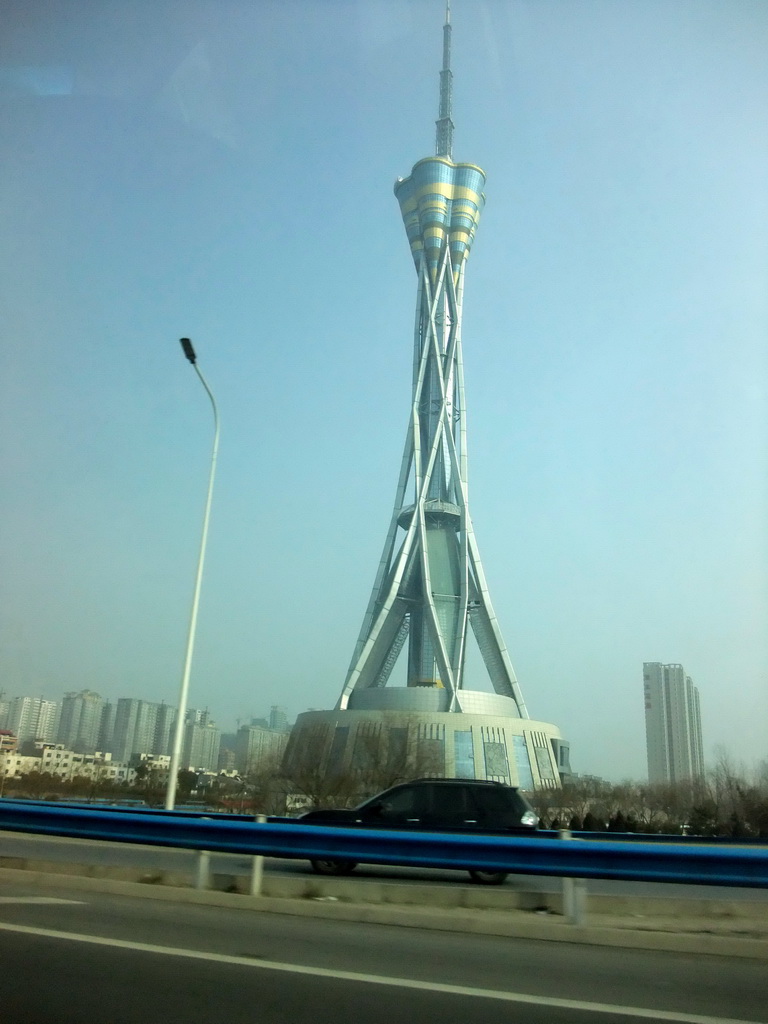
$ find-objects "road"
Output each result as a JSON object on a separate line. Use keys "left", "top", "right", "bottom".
{"left": 0, "top": 877, "right": 765, "bottom": 1024}
{"left": 1, "top": 830, "right": 765, "bottom": 902}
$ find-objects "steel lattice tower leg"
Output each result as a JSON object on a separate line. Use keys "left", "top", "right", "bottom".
{"left": 337, "top": 162, "right": 528, "bottom": 719}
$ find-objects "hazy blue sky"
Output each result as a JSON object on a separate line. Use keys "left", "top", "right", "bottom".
{"left": 1, "top": 0, "right": 766, "bottom": 781}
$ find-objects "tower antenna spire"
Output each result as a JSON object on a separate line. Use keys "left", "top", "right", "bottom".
{"left": 435, "top": 0, "right": 454, "bottom": 158}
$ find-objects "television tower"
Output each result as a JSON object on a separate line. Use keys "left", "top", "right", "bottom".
{"left": 337, "top": 2, "right": 528, "bottom": 718}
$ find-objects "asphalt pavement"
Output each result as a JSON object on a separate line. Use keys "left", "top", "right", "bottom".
{"left": 0, "top": 879, "right": 766, "bottom": 1024}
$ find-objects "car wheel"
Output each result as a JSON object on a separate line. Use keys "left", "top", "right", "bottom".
{"left": 310, "top": 859, "right": 357, "bottom": 876}
{"left": 468, "top": 869, "right": 508, "bottom": 885}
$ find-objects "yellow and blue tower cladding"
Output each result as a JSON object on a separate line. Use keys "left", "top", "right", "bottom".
{"left": 395, "top": 157, "right": 485, "bottom": 283}
{"left": 337, "top": 3, "right": 529, "bottom": 719}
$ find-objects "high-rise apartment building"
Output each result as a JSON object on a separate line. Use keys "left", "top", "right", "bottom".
{"left": 7, "top": 696, "right": 60, "bottom": 743}
{"left": 154, "top": 703, "right": 176, "bottom": 758}
{"left": 181, "top": 709, "right": 220, "bottom": 772}
{"left": 110, "top": 698, "right": 176, "bottom": 763}
{"left": 98, "top": 701, "right": 115, "bottom": 752}
{"left": 643, "top": 662, "right": 704, "bottom": 783}
{"left": 235, "top": 723, "right": 288, "bottom": 775}
{"left": 56, "top": 690, "right": 103, "bottom": 753}
{"left": 269, "top": 706, "right": 288, "bottom": 733}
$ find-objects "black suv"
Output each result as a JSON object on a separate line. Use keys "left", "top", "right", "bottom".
{"left": 299, "top": 778, "right": 538, "bottom": 884}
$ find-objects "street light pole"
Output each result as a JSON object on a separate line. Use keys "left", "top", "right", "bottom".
{"left": 165, "top": 338, "right": 220, "bottom": 810}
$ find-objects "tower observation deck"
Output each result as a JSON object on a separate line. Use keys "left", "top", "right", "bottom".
{"left": 284, "top": 4, "right": 568, "bottom": 791}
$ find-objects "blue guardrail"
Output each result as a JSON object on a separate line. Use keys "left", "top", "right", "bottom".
{"left": 0, "top": 799, "right": 766, "bottom": 887}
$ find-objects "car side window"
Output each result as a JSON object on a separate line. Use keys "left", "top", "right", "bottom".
{"left": 424, "top": 784, "right": 472, "bottom": 826}
{"left": 470, "top": 787, "right": 518, "bottom": 825}
{"left": 372, "top": 785, "right": 424, "bottom": 823}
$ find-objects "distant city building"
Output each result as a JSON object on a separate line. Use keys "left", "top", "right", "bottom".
{"left": 98, "top": 701, "right": 115, "bottom": 752}
{"left": 131, "top": 752, "right": 170, "bottom": 774}
{"left": 154, "top": 702, "right": 176, "bottom": 757}
{"left": 0, "top": 740, "right": 132, "bottom": 783}
{"left": 217, "top": 731, "right": 237, "bottom": 772}
{"left": 269, "top": 706, "right": 289, "bottom": 732}
{"left": 181, "top": 709, "right": 220, "bottom": 772}
{"left": 235, "top": 723, "right": 288, "bottom": 775}
{"left": 7, "top": 696, "right": 60, "bottom": 743}
{"left": 0, "top": 753, "right": 41, "bottom": 778}
{"left": 0, "top": 694, "right": 10, "bottom": 730}
{"left": 56, "top": 690, "right": 103, "bottom": 753}
{"left": 217, "top": 745, "right": 236, "bottom": 772}
{"left": 38, "top": 744, "right": 124, "bottom": 781}
{"left": 0, "top": 730, "right": 17, "bottom": 755}
{"left": 111, "top": 698, "right": 176, "bottom": 763}
{"left": 643, "top": 663, "right": 704, "bottom": 783}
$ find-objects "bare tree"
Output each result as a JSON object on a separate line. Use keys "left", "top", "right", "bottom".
{"left": 282, "top": 719, "right": 450, "bottom": 811}
{"left": 235, "top": 751, "right": 291, "bottom": 816}
{"left": 282, "top": 726, "right": 360, "bottom": 811}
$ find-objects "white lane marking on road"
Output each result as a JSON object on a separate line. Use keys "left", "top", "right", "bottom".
{"left": 0, "top": 898, "right": 85, "bottom": 904}
{"left": 0, "top": 921, "right": 760, "bottom": 1024}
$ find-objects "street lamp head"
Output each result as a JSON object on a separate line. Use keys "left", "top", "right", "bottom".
{"left": 180, "top": 337, "right": 197, "bottom": 364}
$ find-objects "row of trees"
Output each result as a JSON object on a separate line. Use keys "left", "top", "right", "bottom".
{"left": 0, "top": 731, "right": 447, "bottom": 813}
{"left": 229, "top": 738, "right": 447, "bottom": 815}
{"left": 3, "top": 750, "right": 767, "bottom": 837}
{"left": 230, "top": 748, "right": 768, "bottom": 836}
{"left": 0, "top": 765, "right": 202, "bottom": 806}
{"left": 1, "top": 771, "right": 135, "bottom": 802}
{"left": 528, "top": 754, "right": 768, "bottom": 837}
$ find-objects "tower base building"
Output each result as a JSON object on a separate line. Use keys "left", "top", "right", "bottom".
{"left": 285, "top": 698, "right": 568, "bottom": 791}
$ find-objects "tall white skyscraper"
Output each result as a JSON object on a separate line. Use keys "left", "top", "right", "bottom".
{"left": 110, "top": 698, "right": 176, "bottom": 763}
{"left": 0, "top": 693, "right": 10, "bottom": 730}
{"left": 181, "top": 709, "right": 220, "bottom": 772}
{"left": 269, "top": 706, "right": 288, "bottom": 732}
{"left": 56, "top": 690, "right": 103, "bottom": 753}
{"left": 643, "top": 663, "right": 704, "bottom": 783}
{"left": 7, "top": 696, "right": 60, "bottom": 743}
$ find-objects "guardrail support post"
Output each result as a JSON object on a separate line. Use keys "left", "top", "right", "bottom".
{"left": 195, "top": 850, "right": 211, "bottom": 890}
{"left": 559, "top": 829, "right": 587, "bottom": 925}
{"left": 249, "top": 814, "right": 267, "bottom": 896}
